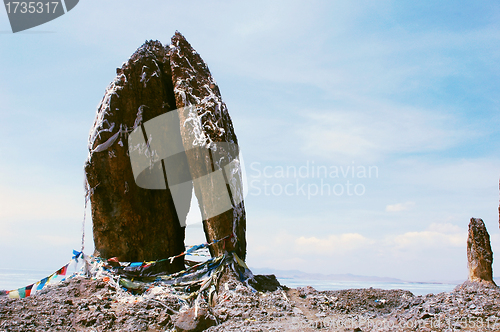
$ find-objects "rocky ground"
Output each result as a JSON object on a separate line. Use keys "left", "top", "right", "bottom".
{"left": 1, "top": 275, "right": 500, "bottom": 331}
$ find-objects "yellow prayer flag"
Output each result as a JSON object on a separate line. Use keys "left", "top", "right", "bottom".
{"left": 8, "top": 290, "right": 20, "bottom": 299}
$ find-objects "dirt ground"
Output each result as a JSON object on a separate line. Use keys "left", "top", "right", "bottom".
{"left": 1, "top": 275, "right": 500, "bottom": 331}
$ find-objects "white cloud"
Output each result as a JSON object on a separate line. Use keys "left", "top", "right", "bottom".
{"left": 295, "top": 233, "right": 373, "bottom": 254}
{"left": 247, "top": 222, "right": 471, "bottom": 280}
{"left": 391, "top": 230, "right": 466, "bottom": 248}
{"left": 297, "top": 105, "right": 464, "bottom": 163}
{"left": 389, "top": 158, "right": 500, "bottom": 192}
{"left": 291, "top": 223, "right": 467, "bottom": 256}
{"left": 0, "top": 189, "right": 80, "bottom": 221}
{"left": 387, "top": 223, "right": 467, "bottom": 249}
{"left": 37, "top": 235, "right": 79, "bottom": 247}
{"left": 386, "top": 201, "right": 415, "bottom": 212}
{"left": 427, "top": 222, "right": 464, "bottom": 234}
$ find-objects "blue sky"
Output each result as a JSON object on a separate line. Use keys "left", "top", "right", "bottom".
{"left": 1, "top": 1, "right": 500, "bottom": 283}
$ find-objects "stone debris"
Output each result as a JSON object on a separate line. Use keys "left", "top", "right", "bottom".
{"left": 2, "top": 276, "right": 500, "bottom": 331}
{"left": 173, "top": 307, "right": 216, "bottom": 332}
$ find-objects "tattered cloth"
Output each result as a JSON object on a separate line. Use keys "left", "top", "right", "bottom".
{"left": 7, "top": 250, "right": 84, "bottom": 299}
{"left": 89, "top": 251, "right": 252, "bottom": 303}
{"left": 6, "top": 238, "right": 253, "bottom": 305}
{"left": 105, "top": 235, "right": 231, "bottom": 280}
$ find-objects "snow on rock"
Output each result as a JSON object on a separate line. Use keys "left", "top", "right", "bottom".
{"left": 85, "top": 33, "right": 247, "bottom": 267}
{"left": 85, "top": 40, "right": 187, "bottom": 269}
{"left": 169, "top": 31, "right": 246, "bottom": 260}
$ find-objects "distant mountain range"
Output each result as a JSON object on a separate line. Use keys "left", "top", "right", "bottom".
{"left": 250, "top": 267, "right": 404, "bottom": 282}
{"left": 249, "top": 267, "right": 500, "bottom": 285}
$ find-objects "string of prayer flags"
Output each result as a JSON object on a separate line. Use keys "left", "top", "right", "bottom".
{"left": 7, "top": 250, "right": 84, "bottom": 299}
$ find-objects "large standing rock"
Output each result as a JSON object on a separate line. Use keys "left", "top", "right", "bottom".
{"left": 86, "top": 33, "right": 247, "bottom": 268}
{"left": 85, "top": 41, "right": 188, "bottom": 270}
{"left": 169, "top": 32, "right": 246, "bottom": 260}
{"left": 467, "top": 218, "right": 495, "bottom": 285}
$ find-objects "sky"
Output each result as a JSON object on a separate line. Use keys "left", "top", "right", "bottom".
{"left": 1, "top": 0, "right": 500, "bottom": 284}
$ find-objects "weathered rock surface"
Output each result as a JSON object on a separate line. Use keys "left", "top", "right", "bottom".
{"left": 467, "top": 217, "right": 495, "bottom": 284}
{"left": 3, "top": 276, "right": 500, "bottom": 332}
{"left": 85, "top": 41, "right": 187, "bottom": 270}
{"left": 0, "top": 277, "right": 183, "bottom": 332}
{"left": 85, "top": 32, "right": 246, "bottom": 267}
{"left": 174, "top": 307, "right": 216, "bottom": 332}
{"left": 170, "top": 32, "right": 246, "bottom": 260}
{"left": 248, "top": 274, "right": 282, "bottom": 292}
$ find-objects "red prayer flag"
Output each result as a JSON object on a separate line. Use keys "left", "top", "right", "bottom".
{"left": 25, "top": 284, "right": 33, "bottom": 297}
{"left": 56, "top": 265, "right": 68, "bottom": 276}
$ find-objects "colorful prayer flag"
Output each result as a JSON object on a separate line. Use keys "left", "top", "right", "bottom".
{"left": 56, "top": 265, "right": 67, "bottom": 276}
{"left": 18, "top": 287, "right": 26, "bottom": 299}
{"left": 37, "top": 277, "right": 48, "bottom": 290}
{"left": 25, "top": 284, "right": 33, "bottom": 297}
{"left": 8, "top": 289, "right": 20, "bottom": 299}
